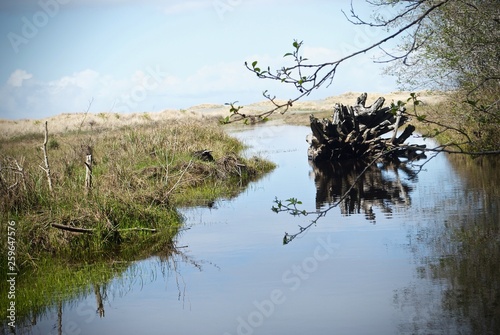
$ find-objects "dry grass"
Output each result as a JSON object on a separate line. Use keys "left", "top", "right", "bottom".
{"left": 0, "top": 108, "right": 218, "bottom": 139}
{"left": 0, "top": 91, "right": 449, "bottom": 139}
{"left": 0, "top": 117, "right": 275, "bottom": 269}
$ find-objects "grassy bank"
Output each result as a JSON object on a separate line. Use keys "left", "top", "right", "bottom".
{"left": 1, "top": 118, "right": 275, "bottom": 263}
{"left": 0, "top": 118, "right": 274, "bottom": 322}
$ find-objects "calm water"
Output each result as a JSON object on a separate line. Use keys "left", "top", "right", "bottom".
{"left": 10, "top": 125, "right": 500, "bottom": 335}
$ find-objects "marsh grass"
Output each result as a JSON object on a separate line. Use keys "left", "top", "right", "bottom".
{"left": 1, "top": 118, "right": 274, "bottom": 260}
{"left": 0, "top": 117, "right": 275, "bottom": 323}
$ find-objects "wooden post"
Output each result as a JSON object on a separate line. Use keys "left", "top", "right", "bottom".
{"left": 85, "top": 154, "right": 92, "bottom": 193}
{"left": 94, "top": 284, "right": 105, "bottom": 318}
{"left": 40, "top": 121, "right": 53, "bottom": 193}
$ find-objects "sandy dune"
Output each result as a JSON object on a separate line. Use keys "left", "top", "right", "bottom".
{"left": 0, "top": 91, "right": 447, "bottom": 139}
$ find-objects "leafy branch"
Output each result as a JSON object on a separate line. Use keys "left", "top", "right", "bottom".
{"left": 222, "top": 1, "right": 452, "bottom": 124}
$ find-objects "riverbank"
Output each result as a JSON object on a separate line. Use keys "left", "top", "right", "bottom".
{"left": 0, "top": 118, "right": 275, "bottom": 268}
{"left": 1, "top": 117, "right": 276, "bottom": 322}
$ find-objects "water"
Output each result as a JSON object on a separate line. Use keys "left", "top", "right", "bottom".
{"left": 9, "top": 125, "right": 500, "bottom": 335}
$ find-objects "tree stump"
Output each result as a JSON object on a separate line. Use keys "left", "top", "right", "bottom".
{"left": 306, "top": 93, "right": 426, "bottom": 162}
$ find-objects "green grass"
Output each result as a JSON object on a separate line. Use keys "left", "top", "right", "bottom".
{"left": 1, "top": 119, "right": 274, "bottom": 261}
{"left": 0, "top": 118, "right": 275, "bottom": 323}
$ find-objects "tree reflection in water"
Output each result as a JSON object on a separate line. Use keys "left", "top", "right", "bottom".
{"left": 311, "top": 159, "right": 417, "bottom": 222}
{"left": 286, "top": 153, "right": 499, "bottom": 334}
{"left": 393, "top": 156, "right": 500, "bottom": 335}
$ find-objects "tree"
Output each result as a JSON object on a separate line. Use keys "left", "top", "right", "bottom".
{"left": 382, "top": 0, "right": 500, "bottom": 151}
{"left": 384, "top": 0, "right": 499, "bottom": 92}
{"left": 224, "top": 0, "right": 499, "bottom": 154}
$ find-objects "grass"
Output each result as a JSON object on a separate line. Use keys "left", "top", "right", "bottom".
{"left": 0, "top": 118, "right": 275, "bottom": 261}
{"left": 0, "top": 117, "right": 275, "bottom": 323}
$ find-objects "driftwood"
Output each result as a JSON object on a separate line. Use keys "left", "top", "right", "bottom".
{"left": 51, "top": 223, "right": 94, "bottom": 234}
{"left": 307, "top": 93, "right": 426, "bottom": 162}
{"left": 50, "top": 223, "right": 157, "bottom": 234}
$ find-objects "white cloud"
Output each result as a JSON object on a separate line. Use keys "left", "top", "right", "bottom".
{"left": 46, "top": 69, "right": 100, "bottom": 93}
{"left": 7, "top": 69, "right": 33, "bottom": 87}
{"left": 0, "top": 50, "right": 398, "bottom": 120}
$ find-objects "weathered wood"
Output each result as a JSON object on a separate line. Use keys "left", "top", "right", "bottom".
{"left": 51, "top": 222, "right": 158, "bottom": 234}
{"left": 85, "top": 154, "right": 92, "bottom": 194}
{"left": 40, "top": 121, "right": 53, "bottom": 193}
{"left": 51, "top": 222, "right": 94, "bottom": 234}
{"left": 307, "top": 93, "right": 424, "bottom": 163}
{"left": 193, "top": 149, "right": 215, "bottom": 162}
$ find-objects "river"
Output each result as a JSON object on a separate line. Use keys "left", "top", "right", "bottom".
{"left": 7, "top": 125, "right": 499, "bottom": 335}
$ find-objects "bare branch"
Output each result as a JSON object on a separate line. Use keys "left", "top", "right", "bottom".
{"left": 226, "top": 0, "right": 451, "bottom": 124}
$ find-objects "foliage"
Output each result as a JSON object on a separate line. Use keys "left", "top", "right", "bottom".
{"left": 381, "top": 0, "right": 500, "bottom": 150}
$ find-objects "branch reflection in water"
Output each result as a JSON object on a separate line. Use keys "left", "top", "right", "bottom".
{"left": 280, "top": 155, "right": 424, "bottom": 244}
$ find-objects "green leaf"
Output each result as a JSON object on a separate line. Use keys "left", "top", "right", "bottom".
{"left": 219, "top": 116, "right": 230, "bottom": 124}
{"left": 283, "top": 52, "right": 293, "bottom": 57}
{"left": 252, "top": 61, "right": 258, "bottom": 68}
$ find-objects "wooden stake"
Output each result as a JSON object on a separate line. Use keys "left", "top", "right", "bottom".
{"left": 85, "top": 154, "right": 92, "bottom": 193}
{"left": 40, "top": 121, "right": 53, "bottom": 193}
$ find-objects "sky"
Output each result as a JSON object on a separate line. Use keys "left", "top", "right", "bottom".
{"left": 0, "top": 0, "right": 402, "bottom": 120}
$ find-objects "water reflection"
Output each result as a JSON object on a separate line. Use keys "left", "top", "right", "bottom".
{"left": 5, "top": 125, "right": 499, "bottom": 335}
{"left": 393, "top": 155, "right": 500, "bottom": 334}
{"left": 311, "top": 160, "right": 417, "bottom": 222}
{"left": 2, "top": 244, "right": 199, "bottom": 335}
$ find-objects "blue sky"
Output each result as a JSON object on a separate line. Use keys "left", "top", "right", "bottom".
{"left": 0, "top": 0, "right": 401, "bottom": 120}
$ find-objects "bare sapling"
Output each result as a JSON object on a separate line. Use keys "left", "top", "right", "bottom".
{"left": 40, "top": 121, "right": 53, "bottom": 193}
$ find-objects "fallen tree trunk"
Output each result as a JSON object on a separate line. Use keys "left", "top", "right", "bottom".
{"left": 307, "top": 93, "right": 426, "bottom": 162}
